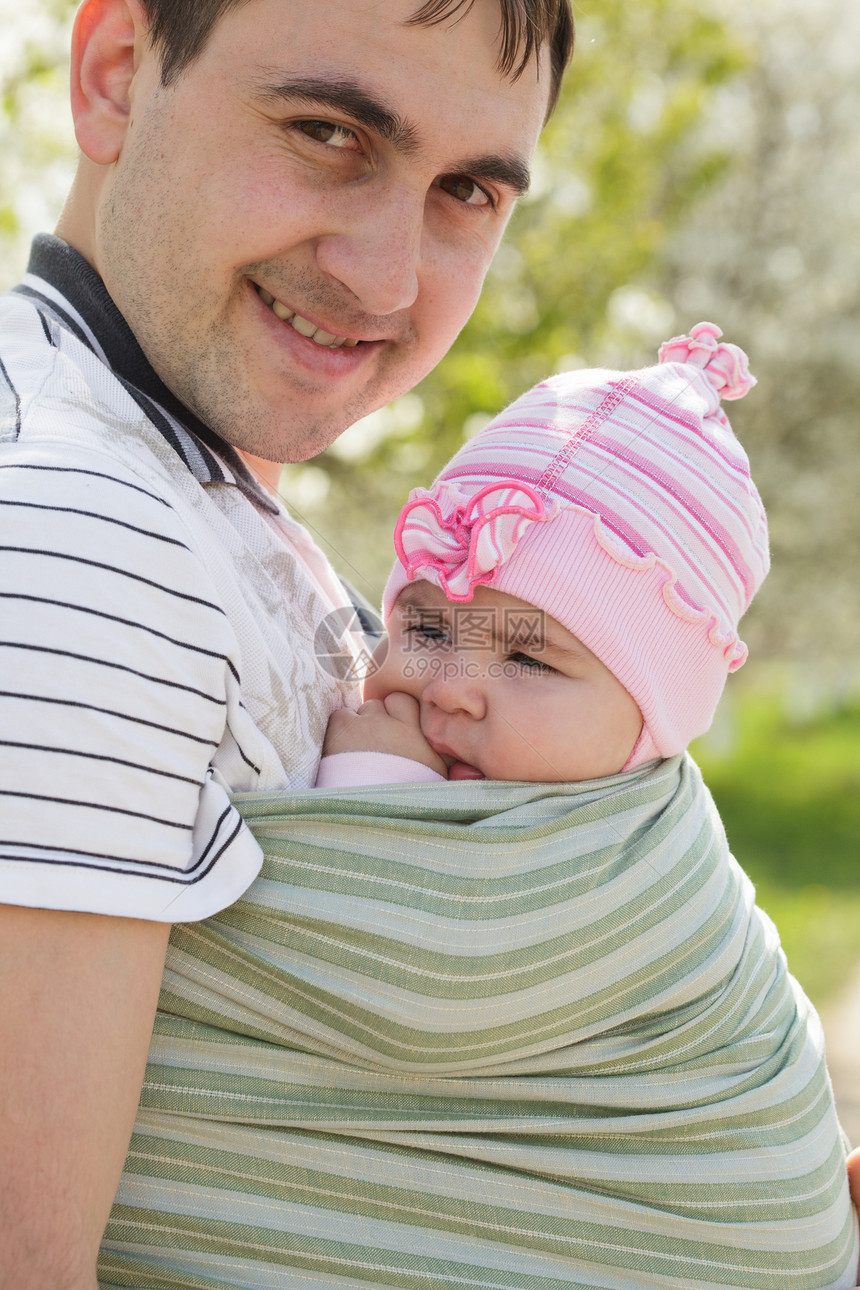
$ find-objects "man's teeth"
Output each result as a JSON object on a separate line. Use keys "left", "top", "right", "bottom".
{"left": 258, "top": 286, "right": 359, "bottom": 347}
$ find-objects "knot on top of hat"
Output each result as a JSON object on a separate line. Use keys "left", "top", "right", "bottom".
{"left": 393, "top": 479, "right": 554, "bottom": 602}
{"left": 658, "top": 321, "right": 756, "bottom": 402}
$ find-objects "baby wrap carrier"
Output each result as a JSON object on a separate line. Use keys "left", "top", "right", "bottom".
{"left": 99, "top": 756, "right": 858, "bottom": 1289}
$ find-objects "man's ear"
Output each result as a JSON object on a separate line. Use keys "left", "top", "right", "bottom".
{"left": 70, "top": 0, "right": 152, "bottom": 165}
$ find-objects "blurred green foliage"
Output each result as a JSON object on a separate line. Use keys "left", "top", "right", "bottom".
{"left": 693, "top": 696, "right": 860, "bottom": 1009}
{"left": 0, "top": 0, "right": 77, "bottom": 277}
{"left": 418, "top": 4, "right": 745, "bottom": 459}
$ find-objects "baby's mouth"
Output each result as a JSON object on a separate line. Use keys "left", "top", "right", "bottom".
{"left": 425, "top": 735, "right": 485, "bottom": 781}
{"left": 447, "top": 760, "right": 486, "bottom": 781}
{"left": 255, "top": 285, "right": 360, "bottom": 349}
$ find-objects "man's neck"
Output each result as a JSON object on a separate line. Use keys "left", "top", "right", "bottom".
{"left": 238, "top": 450, "right": 284, "bottom": 497}
{"left": 19, "top": 233, "right": 280, "bottom": 515}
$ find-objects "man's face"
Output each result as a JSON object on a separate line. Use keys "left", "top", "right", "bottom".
{"left": 94, "top": 0, "right": 550, "bottom": 461}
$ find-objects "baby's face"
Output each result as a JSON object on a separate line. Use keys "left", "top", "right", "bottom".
{"left": 364, "top": 581, "right": 643, "bottom": 782}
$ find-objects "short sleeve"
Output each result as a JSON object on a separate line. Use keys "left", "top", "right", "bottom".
{"left": 0, "top": 451, "right": 263, "bottom": 919}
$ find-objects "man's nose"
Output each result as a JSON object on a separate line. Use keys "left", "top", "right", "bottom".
{"left": 315, "top": 187, "right": 422, "bottom": 317}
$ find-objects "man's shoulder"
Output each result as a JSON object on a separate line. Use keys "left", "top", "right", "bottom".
{"left": 2, "top": 289, "right": 143, "bottom": 446}
{"left": 0, "top": 289, "right": 199, "bottom": 521}
{"left": 0, "top": 306, "right": 210, "bottom": 590}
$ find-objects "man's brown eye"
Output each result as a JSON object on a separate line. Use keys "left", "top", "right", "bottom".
{"left": 298, "top": 121, "right": 357, "bottom": 149}
{"left": 438, "top": 175, "right": 490, "bottom": 206}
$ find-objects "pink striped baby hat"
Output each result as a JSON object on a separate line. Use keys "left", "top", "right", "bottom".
{"left": 383, "top": 323, "right": 770, "bottom": 767}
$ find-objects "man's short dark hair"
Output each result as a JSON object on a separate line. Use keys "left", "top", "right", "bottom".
{"left": 142, "top": 0, "right": 574, "bottom": 114}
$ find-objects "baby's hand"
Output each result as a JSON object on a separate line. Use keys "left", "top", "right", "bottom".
{"left": 323, "top": 693, "right": 449, "bottom": 777}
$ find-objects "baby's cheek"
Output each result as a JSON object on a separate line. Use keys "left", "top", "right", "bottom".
{"left": 363, "top": 637, "right": 420, "bottom": 704}
{"left": 361, "top": 669, "right": 388, "bottom": 703}
{"left": 362, "top": 637, "right": 393, "bottom": 702}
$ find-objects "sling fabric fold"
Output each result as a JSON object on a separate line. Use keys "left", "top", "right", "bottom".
{"left": 99, "top": 755, "right": 858, "bottom": 1288}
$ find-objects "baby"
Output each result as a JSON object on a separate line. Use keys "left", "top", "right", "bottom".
{"left": 275, "top": 322, "right": 858, "bottom": 1287}
{"left": 318, "top": 321, "right": 767, "bottom": 791}
{"left": 207, "top": 324, "right": 858, "bottom": 1290}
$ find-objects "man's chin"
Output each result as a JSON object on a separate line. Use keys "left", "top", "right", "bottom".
{"left": 212, "top": 416, "right": 349, "bottom": 465}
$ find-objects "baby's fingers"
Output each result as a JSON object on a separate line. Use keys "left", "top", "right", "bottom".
{"left": 322, "top": 707, "right": 358, "bottom": 756}
{"left": 356, "top": 698, "right": 385, "bottom": 716}
{"left": 380, "top": 692, "right": 421, "bottom": 725}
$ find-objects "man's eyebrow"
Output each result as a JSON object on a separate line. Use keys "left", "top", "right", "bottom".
{"left": 454, "top": 155, "right": 531, "bottom": 198}
{"left": 256, "top": 75, "right": 531, "bottom": 194}
{"left": 256, "top": 75, "right": 420, "bottom": 154}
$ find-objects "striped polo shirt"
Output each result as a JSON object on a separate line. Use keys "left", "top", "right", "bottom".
{"left": 0, "top": 235, "right": 360, "bottom": 921}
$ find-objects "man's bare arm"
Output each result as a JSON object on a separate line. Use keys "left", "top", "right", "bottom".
{"left": 0, "top": 905, "right": 170, "bottom": 1289}
{"left": 849, "top": 1149, "right": 860, "bottom": 1286}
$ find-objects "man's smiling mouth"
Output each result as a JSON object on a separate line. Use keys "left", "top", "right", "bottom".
{"left": 255, "top": 285, "right": 360, "bottom": 349}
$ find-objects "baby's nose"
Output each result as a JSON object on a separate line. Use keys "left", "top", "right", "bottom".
{"left": 422, "top": 661, "right": 487, "bottom": 718}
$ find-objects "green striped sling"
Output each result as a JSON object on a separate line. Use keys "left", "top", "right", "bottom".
{"left": 99, "top": 754, "right": 859, "bottom": 1288}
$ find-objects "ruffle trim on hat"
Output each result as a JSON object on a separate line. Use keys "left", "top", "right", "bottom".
{"left": 575, "top": 503, "right": 749, "bottom": 670}
{"left": 393, "top": 478, "right": 557, "bottom": 602}
{"left": 395, "top": 483, "right": 749, "bottom": 671}
{"left": 658, "top": 321, "right": 756, "bottom": 402}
